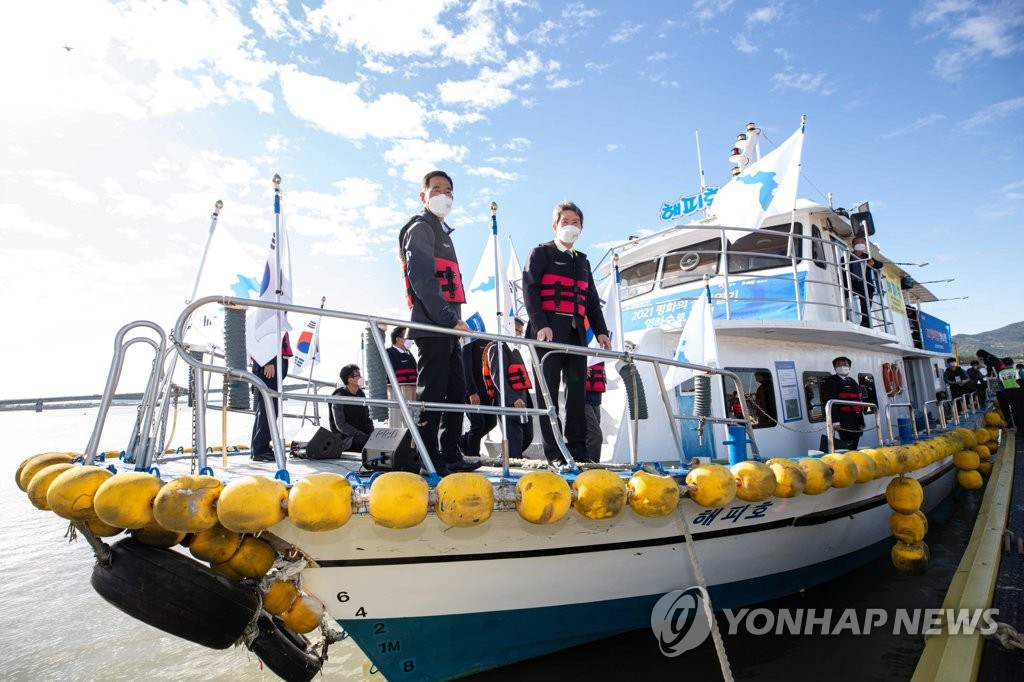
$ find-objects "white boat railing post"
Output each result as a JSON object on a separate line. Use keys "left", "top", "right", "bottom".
{"left": 719, "top": 227, "right": 732, "bottom": 319}
{"left": 922, "top": 399, "right": 940, "bottom": 434}
{"left": 826, "top": 398, "right": 889, "bottom": 452}
{"left": 527, "top": 345, "right": 576, "bottom": 467}
{"left": 882, "top": 401, "right": 916, "bottom": 444}
{"left": 650, "top": 359, "right": 686, "bottom": 464}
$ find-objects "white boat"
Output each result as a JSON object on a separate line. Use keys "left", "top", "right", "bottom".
{"left": 18, "top": 123, "right": 999, "bottom": 681}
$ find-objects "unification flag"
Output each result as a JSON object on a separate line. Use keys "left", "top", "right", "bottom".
{"left": 464, "top": 234, "right": 515, "bottom": 336}
{"left": 247, "top": 220, "right": 293, "bottom": 365}
{"left": 710, "top": 123, "right": 804, "bottom": 232}
{"left": 506, "top": 239, "right": 525, "bottom": 322}
{"left": 292, "top": 318, "right": 320, "bottom": 372}
{"left": 587, "top": 267, "right": 624, "bottom": 363}
{"left": 664, "top": 286, "right": 719, "bottom": 388}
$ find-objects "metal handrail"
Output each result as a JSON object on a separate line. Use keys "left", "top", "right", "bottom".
{"left": 883, "top": 401, "right": 917, "bottom": 444}
{"left": 953, "top": 395, "right": 969, "bottom": 420}
{"left": 922, "top": 399, "right": 943, "bottom": 432}
{"left": 938, "top": 399, "right": 960, "bottom": 426}
{"left": 824, "top": 399, "right": 883, "bottom": 452}
{"left": 169, "top": 295, "right": 758, "bottom": 476}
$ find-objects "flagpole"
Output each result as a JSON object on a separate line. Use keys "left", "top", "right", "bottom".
{"left": 491, "top": 202, "right": 510, "bottom": 477}
{"left": 695, "top": 130, "right": 708, "bottom": 220}
{"left": 301, "top": 296, "right": 326, "bottom": 425}
{"left": 273, "top": 174, "right": 285, "bottom": 463}
{"left": 789, "top": 115, "right": 806, "bottom": 320}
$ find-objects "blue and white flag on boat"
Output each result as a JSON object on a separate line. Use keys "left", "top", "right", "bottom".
{"left": 248, "top": 220, "right": 293, "bottom": 365}
{"left": 464, "top": 234, "right": 515, "bottom": 337}
{"left": 664, "top": 287, "right": 718, "bottom": 388}
{"left": 710, "top": 123, "right": 804, "bottom": 232}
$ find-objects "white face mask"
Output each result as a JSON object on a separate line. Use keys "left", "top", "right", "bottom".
{"left": 556, "top": 224, "right": 581, "bottom": 245}
{"left": 426, "top": 193, "right": 453, "bottom": 219}
{"left": 836, "top": 366, "right": 851, "bottom": 376}
{"left": 405, "top": 340, "right": 415, "bottom": 353}
{"left": 853, "top": 243, "right": 867, "bottom": 253}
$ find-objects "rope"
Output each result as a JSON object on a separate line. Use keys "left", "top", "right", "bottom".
{"left": 67, "top": 521, "right": 111, "bottom": 565}
{"left": 676, "top": 499, "right": 734, "bottom": 682}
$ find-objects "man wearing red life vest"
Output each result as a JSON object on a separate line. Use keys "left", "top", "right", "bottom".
{"left": 821, "top": 356, "right": 864, "bottom": 450}
{"left": 398, "top": 170, "right": 478, "bottom": 476}
{"left": 523, "top": 201, "right": 611, "bottom": 466}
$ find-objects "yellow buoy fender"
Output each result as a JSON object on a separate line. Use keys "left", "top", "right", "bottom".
{"left": 210, "top": 559, "right": 245, "bottom": 581}
{"left": 954, "top": 428, "right": 977, "bottom": 448}
{"left": 797, "top": 458, "right": 833, "bottom": 495}
{"left": 26, "top": 462, "right": 75, "bottom": 510}
{"left": 885, "top": 477, "right": 923, "bottom": 513}
{"left": 730, "top": 461, "right": 776, "bottom": 502}
{"left": 984, "top": 412, "right": 1005, "bottom": 427}
{"left": 890, "top": 510, "right": 928, "bottom": 543}
{"left": 85, "top": 516, "right": 124, "bottom": 537}
{"left": 957, "top": 470, "right": 983, "bottom": 490}
{"left": 436, "top": 473, "right": 495, "bottom": 527}
{"left": 263, "top": 579, "right": 300, "bottom": 616}
{"left": 987, "top": 428, "right": 1000, "bottom": 443}
{"left": 685, "top": 464, "right": 737, "bottom": 508}
{"left": 17, "top": 452, "right": 77, "bottom": 492}
{"left": 953, "top": 449, "right": 980, "bottom": 471}
{"left": 282, "top": 594, "right": 325, "bottom": 634}
{"left": 217, "top": 476, "right": 288, "bottom": 534}
{"left": 866, "top": 448, "right": 895, "bottom": 478}
{"left": 516, "top": 471, "right": 572, "bottom": 524}
{"left": 226, "top": 536, "right": 277, "bottom": 579}
{"left": 572, "top": 469, "right": 628, "bottom": 520}
{"left": 93, "top": 472, "right": 163, "bottom": 529}
{"left": 974, "top": 445, "right": 992, "bottom": 461}
{"left": 627, "top": 470, "right": 680, "bottom": 517}
{"left": 891, "top": 540, "right": 929, "bottom": 575}
{"left": 287, "top": 473, "right": 353, "bottom": 532}
{"left": 152, "top": 475, "right": 224, "bottom": 533}
{"left": 189, "top": 524, "right": 242, "bottom": 564}
{"left": 845, "top": 452, "right": 878, "bottom": 484}
{"left": 368, "top": 471, "right": 429, "bottom": 529}
{"left": 46, "top": 465, "right": 114, "bottom": 521}
{"left": 973, "top": 428, "right": 990, "bottom": 445}
{"left": 820, "top": 454, "right": 857, "bottom": 488}
{"left": 977, "top": 461, "right": 993, "bottom": 477}
{"left": 766, "top": 459, "right": 806, "bottom": 498}
{"left": 132, "top": 520, "right": 186, "bottom": 548}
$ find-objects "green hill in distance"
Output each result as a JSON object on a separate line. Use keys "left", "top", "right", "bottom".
{"left": 953, "top": 320, "right": 1024, "bottom": 363}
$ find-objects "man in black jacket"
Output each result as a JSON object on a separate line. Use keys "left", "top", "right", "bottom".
{"left": 523, "top": 201, "right": 611, "bottom": 466}
{"left": 329, "top": 364, "right": 374, "bottom": 453}
{"left": 398, "top": 170, "right": 478, "bottom": 475}
{"left": 821, "top": 356, "right": 864, "bottom": 450}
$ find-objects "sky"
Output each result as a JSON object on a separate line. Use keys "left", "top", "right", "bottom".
{"left": 1, "top": 0, "right": 1022, "bottom": 399}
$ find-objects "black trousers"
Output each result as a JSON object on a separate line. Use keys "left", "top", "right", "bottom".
{"left": 415, "top": 336, "right": 466, "bottom": 460}
{"left": 462, "top": 393, "right": 497, "bottom": 456}
{"left": 535, "top": 346, "right": 588, "bottom": 463}
{"left": 251, "top": 358, "right": 289, "bottom": 456}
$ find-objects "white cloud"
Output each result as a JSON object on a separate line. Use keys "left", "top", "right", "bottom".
{"left": 606, "top": 144, "right": 619, "bottom": 152}
{"left": 608, "top": 21, "right": 644, "bottom": 44}
{"left": 647, "top": 52, "right": 670, "bottom": 62}
{"left": 467, "top": 166, "right": 519, "bottom": 183}
{"left": 383, "top": 139, "right": 470, "bottom": 183}
{"left": 914, "top": 0, "right": 1024, "bottom": 81}
{"left": 0, "top": 204, "right": 71, "bottom": 239}
{"left": 428, "top": 110, "right": 488, "bottom": 132}
{"left": 502, "top": 137, "right": 532, "bottom": 151}
{"left": 771, "top": 69, "right": 833, "bottom": 94}
{"left": 957, "top": 96, "right": 1024, "bottom": 131}
{"left": 528, "top": 3, "right": 601, "bottom": 45}
{"left": 279, "top": 66, "right": 428, "bottom": 140}
{"left": 547, "top": 76, "right": 583, "bottom": 90}
{"left": 733, "top": 35, "right": 758, "bottom": 53}
{"left": 748, "top": 5, "right": 781, "bottom": 25}
{"left": 694, "top": 0, "right": 736, "bottom": 22}
{"left": 437, "top": 52, "right": 544, "bottom": 109}
{"left": 879, "top": 113, "right": 948, "bottom": 139}
{"left": 26, "top": 171, "right": 98, "bottom": 205}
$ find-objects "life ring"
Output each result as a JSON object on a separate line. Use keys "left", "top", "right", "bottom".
{"left": 90, "top": 537, "right": 260, "bottom": 650}
{"left": 247, "top": 611, "right": 323, "bottom": 682}
{"left": 882, "top": 362, "right": 904, "bottom": 398}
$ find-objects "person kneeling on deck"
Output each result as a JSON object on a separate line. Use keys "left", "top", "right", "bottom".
{"left": 329, "top": 364, "right": 374, "bottom": 453}
{"left": 523, "top": 201, "right": 611, "bottom": 466}
{"left": 482, "top": 318, "right": 535, "bottom": 459}
{"left": 822, "top": 356, "right": 863, "bottom": 450}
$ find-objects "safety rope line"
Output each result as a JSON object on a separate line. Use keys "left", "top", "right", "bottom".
{"left": 986, "top": 622, "right": 1024, "bottom": 653}
{"left": 677, "top": 499, "right": 734, "bottom": 682}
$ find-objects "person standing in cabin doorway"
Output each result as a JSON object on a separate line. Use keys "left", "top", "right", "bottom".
{"left": 522, "top": 201, "right": 611, "bottom": 466}
{"left": 398, "top": 170, "right": 479, "bottom": 476}
{"left": 821, "top": 356, "right": 863, "bottom": 450}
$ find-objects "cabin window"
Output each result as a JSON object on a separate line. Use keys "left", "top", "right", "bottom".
{"left": 620, "top": 258, "right": 657, "bottom": 300}
{"left": 726, "top": 223, "right": 803, "bottom": 274}
{"left": 803, "top": 371, "right": 832, "bottom": 423}
{"left": 722, "top": 367, "right": 777, "bottom": 429}
{"left": 810, "top": 225, "right": 827, "bottom": 269}
{"left": 858, "top": 373, "right": 878, "bottom": 413}
{"left": 661, "top": 238, "right": 721, "bottom": 289}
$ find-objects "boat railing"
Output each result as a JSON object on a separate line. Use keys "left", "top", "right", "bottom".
{"left": 160, "top": 295, "right": 758, "bottom": 480}
{"left": 616, "top": 223, "right": 893, "bottom": 332}
{"left": 823, "top": 399, "right": 884, "bottom": 453}
{"left": 953, "top": 395, "right": 970, "bottom": 421}
{"left": 883, "top": 402, "right": 918, "bottom": 445}
{"left": 922, "top": 399, "right": 944, "bottom": 433}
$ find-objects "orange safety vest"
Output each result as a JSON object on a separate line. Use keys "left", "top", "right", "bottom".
{"left": 482, "top": 344, "right": 532, "bottom": 398}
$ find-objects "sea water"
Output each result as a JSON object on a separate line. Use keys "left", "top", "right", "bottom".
{"left": 1, "top": 407, "right": 979, "bottom": 681}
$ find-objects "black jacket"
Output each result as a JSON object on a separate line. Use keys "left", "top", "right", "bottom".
{"left": 400, "top": 211, "right": 461, "bottom": 339}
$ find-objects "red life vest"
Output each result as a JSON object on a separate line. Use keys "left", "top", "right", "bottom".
{"left": 836, "top": 381, "right": 863, "bottom": 412}
{"left": 538, "top": 245, "right": 589, "bottom": 316}
{"left": 482, "top": 344, "right": 532, "bottom": 398}
{"left": 394, "top": 367, "right": 417, "bottom": 384}
{"left": 586, "top": 363, "right": 607, "bottom": 393}
{"left": 399, "top": 217, "right": 466, "bottom": 308}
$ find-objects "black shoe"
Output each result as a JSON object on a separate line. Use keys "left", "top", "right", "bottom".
{"left": 547, "top": 458, "right": 568, "bottom": 469}
{"left": 446, "top": 457, "right": 483, "bottom": 472}
{"left": 251, "top": 452, "right": 275, "bottom": 462}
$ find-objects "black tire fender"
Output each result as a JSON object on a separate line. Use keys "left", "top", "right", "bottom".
{"left": 248, "top": 611, "right": 323, "bottom": 682}
{"left": 90, "top": 537, "right": 260, "bottom": 650}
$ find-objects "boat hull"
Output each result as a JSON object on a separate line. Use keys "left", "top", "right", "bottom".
{"left": 275, "top": 461, "right": 957, "bottom": 680}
